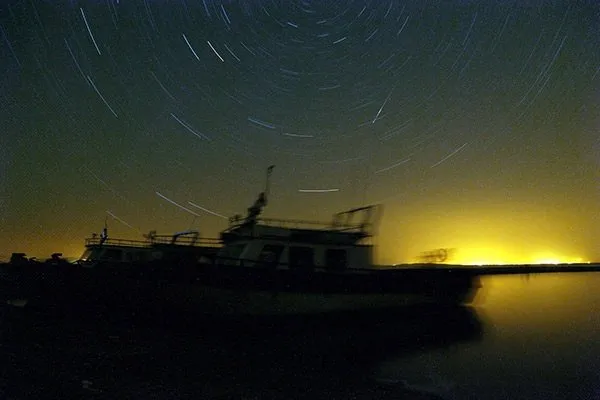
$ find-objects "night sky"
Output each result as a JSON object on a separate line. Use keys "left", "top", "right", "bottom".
{"left": 1, "top": 0, "right": 598, "bottom": 264}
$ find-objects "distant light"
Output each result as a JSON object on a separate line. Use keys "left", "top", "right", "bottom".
{"left": 533, "top": 259, "right": 561, "bottom": 265}
{"left": 298, "top": 188, "right": 340, "bottom": 193}
{"left": 447, "top": 246, "right": 589, "bottom": 266}
{"left": 532, "top": 257, "right": 587, "bottom": 265}
{"left": 461, "top": 260, "right": 508, "bottom": 266}
{"left": 283, "top": 132, "right": 314, "bottom": 138}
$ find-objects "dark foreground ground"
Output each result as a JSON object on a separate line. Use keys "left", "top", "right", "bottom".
{"left": 0, "top": 304, "right": 482, "bottom": 399}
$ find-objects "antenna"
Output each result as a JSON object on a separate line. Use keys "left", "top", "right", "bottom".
{"left": 100, "top": 217, "right": 108, "bottom": 244}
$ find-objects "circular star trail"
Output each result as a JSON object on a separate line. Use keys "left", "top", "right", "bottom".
{"left": 1, "top": 0, "right": 599, "bottom": 263}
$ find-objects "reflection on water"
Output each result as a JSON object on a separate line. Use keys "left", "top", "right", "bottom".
{"left": 379, "top": 273, "right": 600, "bottom": 399}
{"left": 4, "top": 273, "right": 600, "bottom": 399}
{"left": 1, "top": 304, "right": 481, "bottom": 399}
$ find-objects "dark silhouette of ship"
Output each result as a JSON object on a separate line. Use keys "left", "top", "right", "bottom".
{"left": 2, "top": 167, "right": 480, "bottom": 316}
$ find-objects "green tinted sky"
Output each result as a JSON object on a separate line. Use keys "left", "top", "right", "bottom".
{"left": 1, "top": 1, "right": 598, "bottom": 263}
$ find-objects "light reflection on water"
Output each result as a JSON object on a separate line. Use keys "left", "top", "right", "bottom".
{"left": 378, "top": 273, "right": 600, "bottom": 399}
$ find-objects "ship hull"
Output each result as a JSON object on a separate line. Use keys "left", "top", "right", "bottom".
{"left": 171, "top": 265, "right": 479, "bottom": 315}
{"left": 163, "top": 284, "right": 474, "bottom": 316}
{"left": 79, "top": 264, "right": 477, "bottom": 316}
{"left": 11, "top": 262, "right": 479, "bottom": 317}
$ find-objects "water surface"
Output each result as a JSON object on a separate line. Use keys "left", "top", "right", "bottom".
{"left": 2, "top": 272, "right": 600, "bottom": 399}
{"left": 377, "top": 273, "right": 600, "bottom": 399}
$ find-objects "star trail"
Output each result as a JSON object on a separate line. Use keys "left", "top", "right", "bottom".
{"left": 0, "top": 0, "right": 598, "bottom": 264}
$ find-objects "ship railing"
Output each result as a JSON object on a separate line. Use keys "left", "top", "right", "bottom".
{"left": 262, "top": 217, "right": 368, "bottom": 231}
{"left": 225, "top": 217, "right": 369, "bottom": 233}
{"left": 85, "top": 237, "right": 150, "bottom": 248}
{"left": 225, "top": 204, "right": 381, "bottom": 237}
{"left": 151, "top": 235, "right": 222, "bottom": 247}
{"left": 85, "top": 236, "right": 222, "bottom": 248}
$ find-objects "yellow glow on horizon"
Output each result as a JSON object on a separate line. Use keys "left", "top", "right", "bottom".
{"left": 440, "top": 247, "right": 588, "bottom": 266}
{"left": 532, "top": 257, "right": 586, "bottom": 265}
{"left": 445, "top": 247, "right": 516, "bottom": 265}
{"left": 380, "top": 200, "right": 599, "bottom": 265}
{"left": 532, "top": 259, "right": 560, "bottom": 265}
{"left": 530, "top": 252, "right": 586, "bottom": 265}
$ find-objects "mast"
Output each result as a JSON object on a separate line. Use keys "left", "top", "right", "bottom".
{"left": 243, "top": 165, "right": 275, "bottom": 225}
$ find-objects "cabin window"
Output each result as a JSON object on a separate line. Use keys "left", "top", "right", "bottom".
{"left": 258, "top": 244, "right": 284, "bottom": 268}
{"left": 289, "top": 246, "right": 314, "bottom": 270}
{"left": 221, "top": 244, "right": 246, "bottom": 259}
{"left": 217, "top": 244, "right": 247, "bottom": 265}
{"left": 325, "top": 249, "right": 347, "bottom": 270}
{"left": 103, "top": 249, "right": 122, "bottom": 261}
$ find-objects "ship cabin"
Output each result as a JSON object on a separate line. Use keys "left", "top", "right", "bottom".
{"left": 217, "top": 205, "right": 381, "bottom": 271}
{"left": 78, "top": 230, "right": 221, "bottom": 267}
{"left": 78, "top": 238, "right": 160, "bottom": 266}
